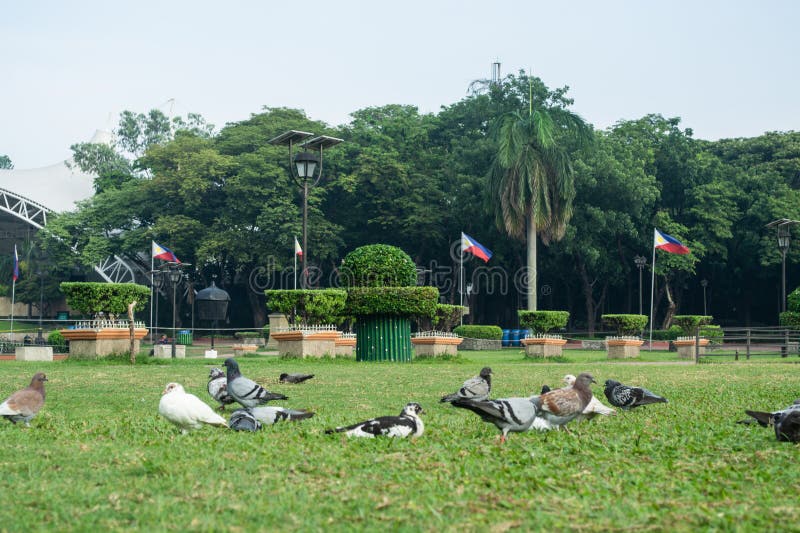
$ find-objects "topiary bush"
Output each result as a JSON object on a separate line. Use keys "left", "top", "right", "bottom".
{"left": 780, "top": 311, "right": 800, "bottom": 329}
{"left": 60, "top": 282, "right": 150, "bottom": 316}
{"left": 672, "top": 315, "right": 713, "bottom": 336}
{"left": 650, "top": 326, "right": 682, "bottom": 341}
{"left": 346, "top": 287, "right": 438, "bottom": 318}
{"left": 340, "top": 244, "right": 417, "bottom": 288}
{"left": 417, "top": 304, "right": 466, "bottom": 332}
{"left": 264, "top": 289, "right": 347, "bottom": 325}
{"left": 601, "top": 314, "right": 648, "bottom": 336}
{"left": 47, "top": 330, "right": 67, "bottom": 351}
{"left": 787, "top": 286, "right": 800, "bottom": 312}
{"left": 518, "top": 310, "right": 569, "bottom": 334}
{"left": 453, "top": 325, "right": 503, "bottom": 340}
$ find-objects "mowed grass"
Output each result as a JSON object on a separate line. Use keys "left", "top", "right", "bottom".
{"left": 0, "top": 350, "right": 798, "bottom": 532}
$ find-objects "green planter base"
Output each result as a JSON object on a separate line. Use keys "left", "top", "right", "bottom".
{"left": 355, "top": 315, "right": 412, "bottom": 362}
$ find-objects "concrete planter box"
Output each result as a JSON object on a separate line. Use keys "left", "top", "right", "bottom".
{"left": 411, "top": 336, "right": 463, "bottom": 357}
{"left": 61, "top": 328, "right": 148, "bottom": 359}
{"left": 458, "top": 338, "right": 502, "bottom": 351}
{"left": 154, "top": 344, "right": 186, "bottom": 359}
{"left": 334, "top": 336, "right": 356, "bottom": 357}
{"left": 606, "top": 337, "right": 644, "bottom": 359}
{"left": 272, "top": 330, "right": 339, "bottom": 358}
{"left": 15, "top": 346, "right": 54, "bottom": 361}
{"left": 522, "top": 337, "right": 567, "bottom": 358}
{"left": 673, "top": 338, "right": 710, "bottom": 359}
{"left": 266, "top": 313, "right": 289, "bottom": 349}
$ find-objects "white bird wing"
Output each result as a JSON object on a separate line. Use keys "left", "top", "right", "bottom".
{"left": 0, "top": 398, "right": 20, "bottom": 416}
{"left": 160, "top": 392, "right": 227, "bottom": 429}
{"left": 584, "top": 395, "right": 615, "bottom": 416}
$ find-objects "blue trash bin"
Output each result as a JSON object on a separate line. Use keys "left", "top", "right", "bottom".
{"left": 501, "top": 329, "right": 511, "bottom": 347}
{"left": 511, "top": 329, "right": 521, "bottom": 347}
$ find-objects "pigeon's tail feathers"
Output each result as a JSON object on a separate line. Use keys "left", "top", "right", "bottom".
{"left": 540, "top": 385, "right": 551, "bottom": 395}
{"left": 287, "top": 409, "right": 315, "bottom": 421}
{"left": 324, "top": 426, "right": 345, "bottom": 434}
{"left": 262, "top": 392, "right": 289, "bottom": 402}
{"left": 744, "top": 410, "right": 773, "bottom": 427}
{"left": 440, "top": 393, "right": 459, "bottom": 403}
{"left": 639, "top": 389, "right": 668, "bottom": 405}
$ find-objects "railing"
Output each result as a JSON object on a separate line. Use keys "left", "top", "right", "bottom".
{"left": 715, "top": 327, "right": 800, "bottom": 359}
{"left": 72, "top": 319, "right": 147, "bottom": 329}
{"left": 412, "top": 331, "right": 460, "bottom": 338}
{"left": 525, "top": 333, "right": 564, "bottom": 340}
{"left": 605, "top": 335, "right": 643, "bottom": 341}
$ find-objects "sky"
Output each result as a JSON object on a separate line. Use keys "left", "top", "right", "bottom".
{"left": 1, "top": 0, "right": 798, "bottom": 169}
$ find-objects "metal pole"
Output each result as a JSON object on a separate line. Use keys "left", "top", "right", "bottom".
{"left": 703, "top": 285, "right": 707, "bottom": 316}
{"left": 638, "top": 266, "right": 643, "bottom": 315}
{"left": 302, "top": 181, "right": 308, "bottom": 289}
{"left": 171, "top": 277, "right": 177, "bottom": 359}
{"left": 781, "top": 249, "right": 787, "bottom": 313}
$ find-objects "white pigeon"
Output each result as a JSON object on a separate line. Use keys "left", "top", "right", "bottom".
{"left": 250, "top": 406, "right": 315, "bottom": 425}
{"left": 159, "top": 382, "right": 228, "bottom": 433}
{"left": 563, "top": 374, "right": 615, "bottom": 420}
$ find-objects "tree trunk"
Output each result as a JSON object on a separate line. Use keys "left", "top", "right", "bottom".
{"left": 527, "top": 211, "right": 537, "bottom": 311}
{"left": 661, "top": 278, "right": 677, "bottom": 329}
{"left": 128, "top": 300, "right": 137, "bottom": 365}
{"left": 247, "top": 290, "right": 266, "bottom": 327}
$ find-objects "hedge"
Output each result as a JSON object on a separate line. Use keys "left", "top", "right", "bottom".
{"left": 47, "top": 330, "right": 67, "bottom": 351}
{"left": 234, "top": 332, "right": 261, "bottom": 339}
{"left": 340, "top": 244, "right": 417, "bottom": 288}
{"left": 779, "top": 311, "right": 800, "bottom": 328}
{"left": 787, "top": 287, "right": 800, "bottom": 312}
{"left": 433, "top": 304, "right": 466, "bottom": 332}
{"left": 346, "top": 286, "right": 439, "bottom": 318}
{"left": 518, "top": 310, "right": 569, "bottom": 334}
{"left": 60, "top": 282, "right": 150, "bottom": 315}
{"left": 453, "top": 325, "right": 503, "bottom": 340}
{"left": 672, "top": 315, "right": 713, "bottom": 335}
{"left": 264, "top": 289, "right": 347, "bottom": 325}
{"left": 601, "top": 314, "right": 648, "bottom": 336}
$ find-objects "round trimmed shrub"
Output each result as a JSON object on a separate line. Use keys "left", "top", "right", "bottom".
{"left": 341, "top": 244, "right": 417, "bottom": 288}
{"left": 601, "top": 314, "right": 648, "bottom": 336}
{"left": 672, "top": 315, "right": 713, "bottom": 336}
{"left": 60, "top": 282, "right": 150, "bottom": 315}
{"left": 518, "top": 310, "right": 569, "bottom": 334}
{"left": 453, "top": 325, "right": 503, "bottom": 340}
{"left": 265, "top": 289, "right": 347, "bottom": 325}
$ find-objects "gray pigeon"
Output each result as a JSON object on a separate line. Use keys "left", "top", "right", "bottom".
{"left": 741, "top": 399, "right": 800, "bottom": 443}
{"left": 229, "top": 409, "right": 262, "bottom": 432}
{"left": 452, "top": 396, "right": 539, "bottom": 443}
{"left": 604, "top": 379, "right": 668, "bottom": 410}
{"left": 223, "top": 358, "right": 288, "bottom": 408}
{"left": 250, "top": 406, "right": 315, "bottom": 425}
{"left": 207, "top": 368, "right": 235, "bottom": 411}
{"left": 324, "top": 403, "right": 424, "bottom": 438}
{"left": 0, "top": 372, "right": 48, "bottom": 427}
{"left": 279, "top": 373, "right": 315, "bottom": 384}
{"left": 441, "top": 367, "right": 492, "bottom": 403}
{"left": 741, "top": 399, "right": 800, "bottom": 427}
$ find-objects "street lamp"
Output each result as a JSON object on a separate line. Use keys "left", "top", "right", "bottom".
{"left": 268, "top": 130, "right": 342, "bottom": 288}
{"left": 195, "top": 279, "right": 230, "bottom": 353}
{"left": 767, "top": 218, "right": 798, "bottom": 313}
{"left": 160, "top": 262, "right": 186, "bottom": 358}
{"left": 35, "top": 269, "right": 44, "bottom": 344}
{"left": 700, "top": 279, "right": 708, "bottom": 316}
{"left": 634, "top": 255, "right": 647, "bottom": 315}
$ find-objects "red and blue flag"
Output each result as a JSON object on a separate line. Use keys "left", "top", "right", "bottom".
{"left": 12, "top": 245, "right": 19, "bottom": 281}
{"left": 461, "top": 233, "right": 492, "bottom": 263}
{"left": 654, "top": 229, "right": 690, "bottom": 255}
{"left": 152, "top": 241, "right": 180, "bottom": 263}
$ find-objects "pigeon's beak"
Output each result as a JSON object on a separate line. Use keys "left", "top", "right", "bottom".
{"left": 592, "top": 378, "right": 597, "bottom": 384}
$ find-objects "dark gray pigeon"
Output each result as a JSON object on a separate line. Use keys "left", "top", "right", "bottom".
{"left": 279, "top": 373, "right": 315, "bottom": 384}
{"left": 441, "top": 367, "right": 492, "bottom": 403}
{"left": 223, "top": 358, "right": 288, "bottom": 408}
{"left": 229, "top": 409, "right": 262, "bottom": 432}
{"left": 0, "top": 372, "right": 47, "bottom": 427}
{"left": 324, "top": 403, "right": 424, "bottom": 438}
{"left": 740, "top": 399, "right": 800, "bottom": 427}
{"left": 207, "top": 368, "right": 235, "bottom": 411}
{"left": 250, "top": 406, "right": 315, "bottom": 425}
{"left": 452, "top": 396, "right": 539, "bottom": 443}
{"left": 604, "top": 379, "right": 668, "bottom": 410}
{"left": 774, "top": 409, "right": 800, "bottom": 442}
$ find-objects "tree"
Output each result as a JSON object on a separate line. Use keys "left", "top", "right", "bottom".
{"left": 0, "top": 154, "right": 12, "bottom": 169}
{"left": 487, "top": 73, "right": 592, "bottom": 310}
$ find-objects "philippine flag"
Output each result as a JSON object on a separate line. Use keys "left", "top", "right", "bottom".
{"left": 294, "top": 236, "right": 303, "bottom": 259}
{"left": 461, "top": 233, "right": 493, "bottom": 262}
{"left": 152, "top": 241, "right": 180, "bottom": 263}
{"left": 12, "top": 245, "right": 19, "bottom": 281}
{"left": 654, "top": 229, "right": 690, "bottom": 255}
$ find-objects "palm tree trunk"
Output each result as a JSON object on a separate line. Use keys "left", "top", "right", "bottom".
{"left": 527, "top": 211, "right": 537, "bottom": 311}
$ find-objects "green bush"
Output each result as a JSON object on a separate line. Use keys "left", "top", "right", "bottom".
{"left": 234, "top": 332, "right": 261, "bottom": 339}
{"left": 346, "top": 287, "right": 438, "bottom": 318}
{"left": 340, "top": 244, "right": 417, "bottom": 288}
{"left": 262, "top": 325, "right": 270, "bottom": 339}
{"left": 672, "top": 315, "right": 713, "bottom": 336}
{"left": 433, "top": 304, "right": 466, "bottom": 332}
{"left": 780, "top": 311, "right": 800, "bottom": 328}
{"left": 60, "top": 282, "right": 150, "bottom": 315}
{"left": 453, "top": 325, "right": 503, "bottom": 340}
{"left": 264, "top": 289, "right": 347, "bottom": 325}
{"left": 650, "top": 326, "right": 682, "bottom": 340}
{"left": 47, "top": 330, "right": 67, "bottom": 350}
{"left": 700, "top": 324, "right": 724, "bottom": 344}
{"left": 787, "top": 287, "right": 800, "bottom": 312}
{"left": 518, "top": 310, "right": 569, "bottom": 334}
{"left": 601, "top": 314, "right": 648, "bottom": 336}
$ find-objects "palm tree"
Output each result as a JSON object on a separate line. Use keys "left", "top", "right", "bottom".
{"left": 488, "top": 78, "right": 592, "bottom": 310}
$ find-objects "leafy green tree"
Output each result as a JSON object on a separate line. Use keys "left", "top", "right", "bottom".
{"left": 0, "top": 154, "right": 12, "bottom": 169}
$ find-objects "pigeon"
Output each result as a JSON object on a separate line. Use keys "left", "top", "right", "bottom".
{"left": 774, "top": 409, "right": 800, "bottom": 442}
{"left": 0, "top": 372, "right": 47, "bottom": 427}
{"left": 604, "top": 379, "right": 668, "bottom": 410}
{"left": 324, "top": 403, "right": 424, "bottom": 438}
{"left": 440, "top": 367, "right": 492, "bottom": 403}
{"left": 229, "top": 409, "right": 262, "bottom": 432}
{"left": 250, "top": 406, "right": 315, "bottom": 425}
{"left": 540, "top": 384, "right": 552, "bottom": 395}
{"left": 740, "top": 399, "right": 800, "bottom": 427}
{"left": 279, "top": 373, "right": 315, "bottom": 384}
{"left": 531, "top": 372, "right": 597, "bottom": 431}
{"left": 563, "top": 374, "right": 615, "bottom": 420}
{"left": 452, "top": 396, "right": 539, "bottom": 442}
{"left": 207, "top": 368, "right": 235, "bottom": 411}
{"left": 223, "top": 358, "right": 288, "bottom": 408}
{"left": 158, "top": 382, "right": 228, "bottom": 433}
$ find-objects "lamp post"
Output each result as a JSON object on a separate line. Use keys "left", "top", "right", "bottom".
{"left": 700, "top": 279, "right": 708, "bottom": 316}
{"left": 767, "top": 219, "right": 798, "bottom": 314}
{"left": 36, "top": 269, "right": 44, "bottom": 344}
{"left": 196, "top": 278, "right": 230, "bottom": 354}
{"left": 268, "top": 131, "right": 342, "bottom": 288}
{"left": 634, "top": 255, "right": 647, "bottom": 315}
{"left": 160, "top": 263, "right": 186, "bottom": 359}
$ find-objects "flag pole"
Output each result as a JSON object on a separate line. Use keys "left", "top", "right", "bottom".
{"left": 10, "top": 277, "right": 15, "bottom": 338}
{"left": 460, "top": 233, "right": 464, "bottom": 326}
{"left": 294, "top": 236, "right": 297, "bottom": 290}
{"left": 149, "top": 242, "right": 154, "bottom": 341}
{"left": 648, "top": 229, "right": 657, "bottom": 351}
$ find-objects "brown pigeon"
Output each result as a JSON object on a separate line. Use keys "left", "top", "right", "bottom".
{"left": 531, "top": 372, "right": 596, "bottom": 431}
{"left": 0, "top": 372, "right": 48, "bottom": 427}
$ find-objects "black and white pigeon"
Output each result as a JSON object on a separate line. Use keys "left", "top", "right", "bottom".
{"left": 440, "top": 367, "right": 492, "bottom": 403}
{"left": 604, "top": 379, "right": 668, "bottom": 410}
{"left": 279, "top": 373, "right": 315, "bottom": 384}
{"left": 250, "top": 406, "right": 315, "bottom": 425}
{"left": 740, "top": 399, "right": 800, "bottom": 443}
{"left": 0, "top": 372, "right": 47, "bottom": 427}
{"left": 452, "top": 397, "right": 539, "bottom": 443}
{"left": 324, "top": 403, "right": 424, "bottom": 438}
{"left": 207, "top": 368, "right": 235, "bottom": 411}
{"left": 229, "top": 409, "right": 262, "bottom": 432}
{"left": 740, "top": 399, "right": 800, "bottom": 427}
{"left": 223, "top": 358, "right": 288, "bottom": 408}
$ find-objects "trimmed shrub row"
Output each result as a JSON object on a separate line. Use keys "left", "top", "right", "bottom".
{"left": 264, "top": 289, "right": 347, "bottom": 325}
{"left": 60, "top": 282, "right": 150, "bottom": 315}
{"left": 601, "top": 314, "right": 648, "bottom": 336}
{"left": 518, "top": 310, "right": 569, "bottom": 334}
{"left": 453, "top": 325, "right": 503, "bottom": 340}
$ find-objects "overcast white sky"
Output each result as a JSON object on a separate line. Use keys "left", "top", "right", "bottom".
{"left": 1, "top": 0, "right": 798, "bottom": 169}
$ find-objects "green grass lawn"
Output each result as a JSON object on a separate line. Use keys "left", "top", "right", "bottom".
{"left": 0, "top": 350, "right": 798, "bottom": 531}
